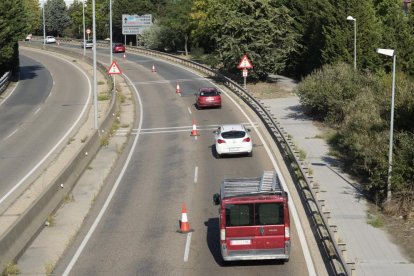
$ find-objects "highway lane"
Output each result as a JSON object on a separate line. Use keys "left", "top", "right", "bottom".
{"left": 0, "top": 48, "right": 91, "bottom": 210}
{"left": 53, "top": 46, "right": 313, "bottom": 275}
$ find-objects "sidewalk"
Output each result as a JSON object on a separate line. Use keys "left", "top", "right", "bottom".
{"left": 262, "top": 95, "right": 414, "bottom": 276}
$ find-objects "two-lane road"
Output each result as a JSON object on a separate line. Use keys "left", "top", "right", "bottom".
{"left": 52, "top": 47, "right": 315, "bottom": 275}
{"left": 0, "top": 48, "right": 91, "bottom": 211}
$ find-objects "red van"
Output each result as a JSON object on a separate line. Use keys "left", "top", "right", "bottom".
{"left": 213, "top": 171, "right": 290, "bottom": 262}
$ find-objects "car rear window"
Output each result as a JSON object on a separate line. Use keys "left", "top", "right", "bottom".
{"left": 256, "top": 203, "right": 284, "bottom": 225}
{"left": 225, "top": 204, "right": 254, "bottom": 226}
{"left": 200, "top": 91, "right": 219, "bottom": 97}
{"left": 225, "top": 203, "right": 284, "bottom": 226}
{"left": 221, "top": 130, "right": 246, "bottom": 139}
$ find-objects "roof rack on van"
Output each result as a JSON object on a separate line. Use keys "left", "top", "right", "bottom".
{"left": 221, "top": 171, "right": 286, "bottom": 199}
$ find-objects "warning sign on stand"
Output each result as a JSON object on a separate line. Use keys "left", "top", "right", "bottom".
{"left": 237, "top": 54, "right": 253, "bottom": 69}
{"left": 107, "top": 61, "right": 122, "bottom": 75}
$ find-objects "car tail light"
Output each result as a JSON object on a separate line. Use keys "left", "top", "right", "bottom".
{"left": 218, "top": 139, "right": 226, "bottom": 144}
{"left": 220, "top": 229, "right": 226, "bottom": 241}
{"left": 242, "top": 137, "right": 251, "bottom": 142}
{"left": 285, "top": 226, "right": 290, "bottom": 241}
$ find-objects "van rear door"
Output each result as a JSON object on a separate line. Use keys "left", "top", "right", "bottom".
{"left": 254, "top": 202, "right": 285, "bottom": 250}
{"left": 224, "top": 203, "right": 257, "bottom": 250}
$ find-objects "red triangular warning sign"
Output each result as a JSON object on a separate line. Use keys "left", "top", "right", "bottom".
{"left": 237, "top": 54, "right": 253, "bottom": 69}
{"left": 107, "top": 61, "right": 122, "bottom": 75}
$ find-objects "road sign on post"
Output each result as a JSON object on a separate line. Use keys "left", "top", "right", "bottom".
{"left": 107, "top": 61, "right": 122, "bottom": 75}
{"left": 237, "top": 54, "right": 253, "bottom": 90}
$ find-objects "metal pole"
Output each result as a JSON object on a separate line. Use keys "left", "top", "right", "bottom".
{"left": 387, "top": 54, "right": 396, "bottom": 202}
{"left": 110, "top": 0, "right": 113, "bottom": 64}
{"left": 353, "top": 19, "right": 357, "bottom": 70}
{"left": 92, "top": 0, "right": 98, "bottom": 130}
{"left": 82, "top": 0, "right": 86, "bottom": 56}
{"left": 42, "top": 0, "right": 46, "bottom": 45}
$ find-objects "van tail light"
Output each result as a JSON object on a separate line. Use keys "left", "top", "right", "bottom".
{"left": 218, "top": 139, "right": 226, "bottom": 144}
{"left": 220, "top": 229, "right": 226, "bottom": 241}
{"left": 242, "top": 137, "right": 251, "bottom": 142}
{"left": 284, "top": 226, "right": 290, "bottom": 241}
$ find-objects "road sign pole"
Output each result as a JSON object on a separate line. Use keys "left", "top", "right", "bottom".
{"left": 244, "top": 76, "right": 246, "bottom": 90}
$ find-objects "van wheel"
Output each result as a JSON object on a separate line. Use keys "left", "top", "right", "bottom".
{"left": 247, "top": 151, "right": 253, "bottom": 157}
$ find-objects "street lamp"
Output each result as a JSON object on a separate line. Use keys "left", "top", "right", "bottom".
{"left": 347, "top": 16, "right": 356, "bottom": 70}
{"left": 42, "top": 0, "right": 46, "bottom": 45}
{"left": 376, "top": 48, "right": 396, "bottom": 202}
{"left": 82, "top": 0, "right": 86, "bottom": 56}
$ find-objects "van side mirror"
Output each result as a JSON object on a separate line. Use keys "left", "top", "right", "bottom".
{"left": 213, "top": 193, "right": 220, "bottom": 205}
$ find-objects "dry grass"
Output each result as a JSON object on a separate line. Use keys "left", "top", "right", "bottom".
{"left": 246, "top": 81, "right": 295, "bottom": 99}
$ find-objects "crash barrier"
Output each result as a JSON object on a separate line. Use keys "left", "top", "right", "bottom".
{"left": 124, "top": 46, "right": 355, "bottom": 276}
{"left": 0, "top": 43, "right": 118, "bottom": 270}
{"left": 0, "top": 71, "right": 12, "bottom": 95}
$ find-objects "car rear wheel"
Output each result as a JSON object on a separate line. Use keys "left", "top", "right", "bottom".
{"left": 247, "top": 151, "right": 253, "bottom": 157}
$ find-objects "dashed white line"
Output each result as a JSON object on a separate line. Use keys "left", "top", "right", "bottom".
{"left": 194, "top": 166, "right": 198, "bottom": 183}
{"left": 34, "top": 107, "right": 41, "bottom": 114}
{"left": 187, "top": 107, "right": 192, "bottom": 115}
{"left": 5, "top": 129, "right": 19, "bottom": 140}
{"left": 184, "top": 232, "right": 192, "bottom": 262}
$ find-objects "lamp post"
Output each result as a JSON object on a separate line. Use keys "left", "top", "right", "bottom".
{"left": 92, "top": 0, "right": 98, "bottom": 130}
{"left": 347, "top": 16, "right": 356, "bottom": 70}
{"left": 376, "top": 48, "right": 396, "bottom": 202}
{"left": 110, "top": 0, "right": 113, "bottom": 64}
{"left": 82, "top": 0, "right": 86, "bottom": 56}
{"left": 42, "top": 0, "right": 46, "bottom": 45}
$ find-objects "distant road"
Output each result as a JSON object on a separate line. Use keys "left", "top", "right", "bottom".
{"left": 0, "top": 48, "right": 90, "bottom": 210}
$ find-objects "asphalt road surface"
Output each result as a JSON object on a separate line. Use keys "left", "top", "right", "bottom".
{"left": 41, "top": 45, "right": 316, "bottom": 276}
{"left": 0, "top": 48, "right": 90, "bottom": 212}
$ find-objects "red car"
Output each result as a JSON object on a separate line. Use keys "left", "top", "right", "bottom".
{"left": 195, "top": 87, "right": 222, "bottom": 109}
{"left": 112, "top": 43, "right": 125, "bottom": 53}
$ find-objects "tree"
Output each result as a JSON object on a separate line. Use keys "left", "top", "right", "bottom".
{"left": 44, "top": 0, "right": 71, "bottom": 37}
{"left": 0, "top": 0, "right": 28, "bottom": 75}
{"left": 206, "top": 0, "right": 299, "bottom": 80}
{"left": 23, "top": 0, "right": 42, "bottom": 33}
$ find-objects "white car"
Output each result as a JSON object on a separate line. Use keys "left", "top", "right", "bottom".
{"left": 44, "top": 36, "right": 56, "bottom": 44}
{"left": 82, "top": 40, "right": 93, "bottom": 48}
{"left": 214, "top": 124, "right": 253, "bottom": 158}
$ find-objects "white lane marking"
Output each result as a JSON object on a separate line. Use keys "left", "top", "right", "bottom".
{"left": 187, "top": 107, "right": 192, "bottom": 115}
{"left": 194, "top": 166, "right": 198, "bottom": 183}
{"left": 34, "top": 107, "right": 41, "bottom": 115}
{"left": 0, "top": 51, "right": 92, "bottom": 206}
{"left": 184, "top": 232, "right": 192, "bottom": 262}
{"left": 63, "top": 73, "right": 143, "bottom": 275}
{"left": 4, "top": 129, "right": 19, "bottom": 141}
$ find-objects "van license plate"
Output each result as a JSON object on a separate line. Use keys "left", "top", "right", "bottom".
{"left": 231, "top": 239, "right": 251, "bottom": 245}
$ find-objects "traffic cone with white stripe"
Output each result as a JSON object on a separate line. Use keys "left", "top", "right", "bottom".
{"left": 176, "top": 82, "right": 181, "bottom": 94}
{"left": 151, "top": 64, "right": 156, "bottom": 73}
{"left": 179, "top": 202, "right": 192, "bottom": 233}
{"left": 190, "top": 119, "right": 200, "bottom": 136}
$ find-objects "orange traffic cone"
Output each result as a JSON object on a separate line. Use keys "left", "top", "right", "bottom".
{"left": 151, "top": 64, "right": 156, "bottom": 73}
{"left": 123, "top": 53, "right": 126, "bottom": 60}
{"left": 176, "top": 82, "right": 181, "bottom": 94}
{"left": 179, "top": 203, "right": 192, "bottom": 233}
{"left": 190, "top": 119, "right": 199, "bottom": 136}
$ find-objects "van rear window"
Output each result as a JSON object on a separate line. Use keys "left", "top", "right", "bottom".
{"left": 225, "top": 204, "right": 253, "bottom": 226}
{"left": 225, "top": 203, "right": 284, "bottom": 226}
{"left": 256, "top": 203, "right": 284, "bottom": 225}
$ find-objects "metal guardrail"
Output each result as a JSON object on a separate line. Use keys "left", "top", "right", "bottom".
{"left": 124, "top": 45, "right": 354, "bottom": 276}
{"left": 0, "top": 71, "right": 12, "bottom": 95}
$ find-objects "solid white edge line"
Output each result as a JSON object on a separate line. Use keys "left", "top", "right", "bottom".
{"left": 194, "top": 166, "right": 198, "bottom": 183}
{"left": 0, "top": 51, "right": 92, "bottom": 206}
{"left": 221, "top": 88, "right": 317, "bottom": 276}
{"left": 63, "top": 73, "right": 143, "bottom": 275}
{"left": 184, "top": 232, "right": 192, "bottom": 262}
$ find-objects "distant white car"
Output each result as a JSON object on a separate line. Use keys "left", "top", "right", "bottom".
{"left": 82, "top": 40, "right": 93, "bottom": 48}
{"left": 25, "top": 34, "right": 32, "bottom": 41}
{"left": 214, "top": 124, "right": 253, "bottom": 158}
{"left": 44, "top": 36, "right": 56, "bottom": 44}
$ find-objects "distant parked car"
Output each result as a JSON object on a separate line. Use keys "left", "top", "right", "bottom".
{"left": 25, "top": 34, "right": 32, "bottom": 41}
{"left": 195, "top": 87, "right": 222, "bottom": 109}
{"left": 112, "top": 43, "right": 125, "bottom": 53}
{"left": 82, "top": 40, "right": 93, "bottom": 49}
{"left": 44, "top": 36, "right": 56, "bottom": 44}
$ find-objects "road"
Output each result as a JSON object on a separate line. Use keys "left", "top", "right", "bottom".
{"left": 49, "top": 46, "right": 313, "bottom": 275}
{"left": 0, "top": 48, "right": 90, "bottom": 212}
